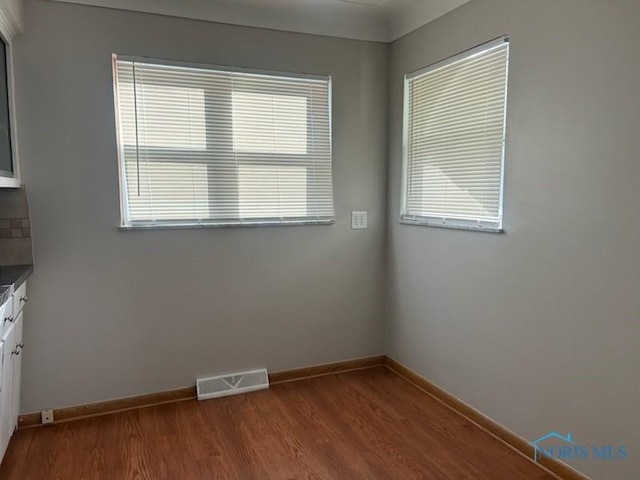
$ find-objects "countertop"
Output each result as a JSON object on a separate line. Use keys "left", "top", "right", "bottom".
{"left": 0, "top": 265, "right": 33, "bottom": 290}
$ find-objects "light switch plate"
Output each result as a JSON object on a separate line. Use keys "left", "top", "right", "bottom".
{"left": 351, "top": 211, "right": 368, "bottom": 229}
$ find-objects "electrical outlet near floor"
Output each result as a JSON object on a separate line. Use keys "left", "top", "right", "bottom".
{"left": 41, "top": 409, "right": 54, "bottom": 424}
{"left": 351, "top": 211, "right": 368, "bottom": 229}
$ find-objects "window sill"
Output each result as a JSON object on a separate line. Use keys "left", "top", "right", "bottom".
{"left": 0, "top": 176, "right": 21, "bottom": 188}
{"left": 118, "top": 219, "right": 335, "bottom": 231}
{"left": 398, "top": 218, "right": 504, "bottom": 234}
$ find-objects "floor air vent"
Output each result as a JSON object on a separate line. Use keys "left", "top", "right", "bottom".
{"left": 196, "top": 368, "right": 269, "bottom": 400}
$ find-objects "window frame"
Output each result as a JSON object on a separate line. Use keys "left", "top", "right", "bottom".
{"left": 400, "top": 36, "right": 510, "bottom": 234}
{"left": 112, "top": 55, "right": 334, "bottom": 230}
{"left": 0, "top": 30, "right": 20, "bottom": 188}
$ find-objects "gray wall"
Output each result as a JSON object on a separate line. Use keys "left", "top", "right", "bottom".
{"left": 386, "top": 1, "right": 640, "bottom": 479}
{"left": 14, "top": 0, "right": 388, "bottom": 412}
{"left": 13, "top": 1, "right": 640, "bottom": 478}
{"left": 1, "top": 0, "right": 23, "bottom": 32}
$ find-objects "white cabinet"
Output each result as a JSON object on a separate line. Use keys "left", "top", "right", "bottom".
{"left": 0, "top": 318, "right": 14, "bottom": 459}
{"left": 0, "top": 341, "right": 3, "bottom": 458}
{"left": 11, "top": 311, "right": 22, "bottom": 429}
{"left": 12, "top": 281, "right": 25, "bottom": 319}
{"left": 0, "top": 281, "right": 26, "bottom": 462}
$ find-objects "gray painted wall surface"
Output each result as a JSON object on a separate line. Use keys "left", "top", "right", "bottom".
{"left": 14, "top": 0, "right": 388, "bottom": 412}
{"left": 12, "top": 0, "right": 640, "bottom": 479}
{"left": 387, "top": 1, "right": 640, "bottom": 479}
{"left": 1, "top": 0, "right": 23, "bottom": 33}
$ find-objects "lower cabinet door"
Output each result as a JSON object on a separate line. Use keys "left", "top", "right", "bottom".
{"left": 0, "top": 325, "right": 13, "bottom": 461}
{"left": 11, "top": 312, "right": 22, "bottom": 431}
{"left": 0, "top": 340, "right": 4, "bottom": 460}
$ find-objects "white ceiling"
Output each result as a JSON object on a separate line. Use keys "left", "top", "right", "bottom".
{"left": 50, "top": 0, "right": 471, "bottom": 42}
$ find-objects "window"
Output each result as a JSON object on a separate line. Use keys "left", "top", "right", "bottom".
{"left": 401, "top": 37, "right": 510, "bottom": 232}
{"left": 0, "top": 38, "right": 14, "bottom": 178}
{"left": 113, "top": 56, "right": 334, "bottom": 228}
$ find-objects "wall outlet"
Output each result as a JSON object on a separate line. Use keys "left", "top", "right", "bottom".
{"left": 41, "top": 409, "right": 54, "bottom": 424}
{"left": 351, "top": 211, "right": 368, "bottom": 229}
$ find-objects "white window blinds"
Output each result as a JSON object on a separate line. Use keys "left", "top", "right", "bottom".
{"left": 113, "top": 56, "right": 334, "bottom": 228}
{"left": 401, "top": 37, "right": 509, "bottom": 232}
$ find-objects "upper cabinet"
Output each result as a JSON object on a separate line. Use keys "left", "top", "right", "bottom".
{"left": 0, "top": 0, "right": 22, "bottom": 189}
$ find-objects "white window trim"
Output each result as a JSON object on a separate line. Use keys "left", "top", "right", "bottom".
{"left": 118, "top": 218, "right": 334, "bottom": 231}
{"left": 112, "top": 55, "right": 334, "bottom": 230}
{"left": 400, "top": 36, "right": 509, "bottom": 234}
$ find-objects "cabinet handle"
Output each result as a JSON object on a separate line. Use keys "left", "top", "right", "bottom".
{"left": 20, "top": 295, "right": 28, "bottom": 304}
{"left": 11, "top": 349, "right": 20, "bottom": 356}
{"left": 4, "top": 316, "right": 13, "bottom": 323}
{"left": 17, "top": 342, "right": 24, "bottom": 350}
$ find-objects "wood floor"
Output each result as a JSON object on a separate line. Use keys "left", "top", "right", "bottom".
{"left": 0, "top": 367, "right": 557, "bottom": 479}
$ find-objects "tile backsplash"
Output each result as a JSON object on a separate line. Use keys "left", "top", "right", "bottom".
{"left": 0, "top": 188, "right": 33, "bottom": 266}
{"left": 0, "top": 218, "right": 31, "bottom": 239}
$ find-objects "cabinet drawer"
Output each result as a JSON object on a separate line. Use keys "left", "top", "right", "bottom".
{"left": 0, "top": 297, "right": 12, "bottom": 338}
{"left": 13, "top": 282, "right": 27, "bottom": 318}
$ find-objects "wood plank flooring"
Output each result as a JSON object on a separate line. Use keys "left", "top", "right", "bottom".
{"left": 0, "top": 367, "right": 557, "bottom": 479}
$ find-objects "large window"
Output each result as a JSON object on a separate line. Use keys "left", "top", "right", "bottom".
{"left": 401, "top": 37, "right": 509, "bottom": 232}
{"left": 113, "top": 56, "right": 334, "bottom": 228}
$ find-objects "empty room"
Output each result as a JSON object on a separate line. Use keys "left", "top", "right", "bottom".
{"left": 0, "top": 0, "right": 635, "bottom": 479}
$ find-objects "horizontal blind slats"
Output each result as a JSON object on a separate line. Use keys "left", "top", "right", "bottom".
{"left": 403, "top": 40, "right": 509, "bottom": 227}
{"left": 115, "top": 57, "right": 334, "bottom": 225}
